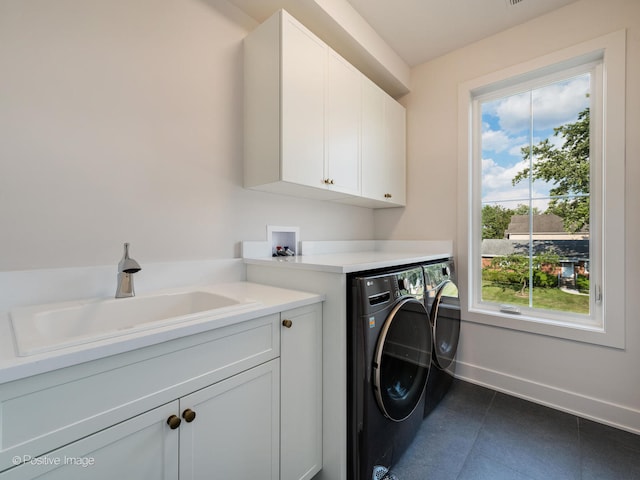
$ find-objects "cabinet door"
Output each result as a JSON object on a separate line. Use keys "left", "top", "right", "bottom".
{"left": 179, "top": 360, "right": 280, "bottom": 480}
{"left": 384, "top": 96, "right": 407, "bottom": 205}
{"left": 0, "top": 402, "right": 179, "bottom": 480}
{"left": 361, "top": 77, "right": 387, "bottom": 201}
{"left": 326, "top": 52, "right": 361, "bottom": 195}
{"left": 361, "top": 78, "right": 406, "bottom": 206}
{"left": 281, "top": 304, "right": 322, "bottom": 480}
{"left": 281, "top": 15, "right": 326, "bottom": 189}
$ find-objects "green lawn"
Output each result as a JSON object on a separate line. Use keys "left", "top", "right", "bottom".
{"left": 482, "top": 282, "right": 590, "bottom": 315}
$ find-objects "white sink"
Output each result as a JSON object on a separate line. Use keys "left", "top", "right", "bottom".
{"left": 10, "top": 291, "right": 261, "bottom": 357}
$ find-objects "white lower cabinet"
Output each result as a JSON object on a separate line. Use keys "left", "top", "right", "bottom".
{"left": 280, "top": 305, "right": 322, "bottom": 480}
{"left": 0, "top": 304, "right": 322, "bottom": 480}
{"left": 0, "top": 401, "right": 180, "bottom": 480}
{"left": 1, "top": 362, "right": 280, "bottom": 480}
{"left": 180, "top": 360, "right": 280, "bottom": 480}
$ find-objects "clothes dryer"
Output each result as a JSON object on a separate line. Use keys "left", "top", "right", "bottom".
{"left": 423, "top": 258, "right": 461, "bottom": 416}
{"left": 348, "top": 266, "right": 432, "bottom": 480}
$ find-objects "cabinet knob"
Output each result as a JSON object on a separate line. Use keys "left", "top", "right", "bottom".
{"left": 182, "top": 408, "right": 196, "bottom": 423}
{"left": 384, "top": 193, "right": 392, "bottom": 199}
{"left": 282, "top": 319, "right": 293, "bottom": 328}
{"left": 167, "top": 415, "right": 181, "bottom": 430}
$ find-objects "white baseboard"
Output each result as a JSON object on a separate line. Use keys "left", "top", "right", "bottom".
{"left": 455, "top": 360, "right": 640, "bottom": 435}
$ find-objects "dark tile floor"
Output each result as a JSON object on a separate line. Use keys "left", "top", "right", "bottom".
{"left": 391, "top": 379, "right": 640, "bottom": 480}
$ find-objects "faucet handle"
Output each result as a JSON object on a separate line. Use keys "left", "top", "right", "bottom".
{"left": 119, "top": 242, "right": 141, "bottom": 273}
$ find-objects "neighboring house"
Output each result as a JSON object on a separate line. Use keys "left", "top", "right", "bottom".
{"left": 504, "top": 214, "right": 589, "bottom": 241}
{"left": 483, "top": 214, "right": 590, "bottom": 290}
{"left": 481, "top": 238, "right": 590, "bottom": 289}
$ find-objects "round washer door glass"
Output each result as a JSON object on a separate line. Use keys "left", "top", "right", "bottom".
{"left": 374, "top": 297, "right": 432, "bottom": 421}
{"left": 431, "top": 280, "right": 460, "bottom": 370}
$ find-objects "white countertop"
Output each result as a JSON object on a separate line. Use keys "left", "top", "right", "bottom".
{"left": 0, "top": 282, "right": 323, "bottom": 385}
{"left": 244, "top": 251, "right": 453, "bottom": 273}
{"left": 242, "top": 239, "right": 453, "bottom": 273}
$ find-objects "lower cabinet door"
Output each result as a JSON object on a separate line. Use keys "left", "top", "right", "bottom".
{"left": 178, "top": 360, "right": 280, "bottom": 480}
{"left": 280, "top": 304, "right": 323, "bottom": 480}
{"left": 0, "top": 401, "right": 179, "bottom": 480}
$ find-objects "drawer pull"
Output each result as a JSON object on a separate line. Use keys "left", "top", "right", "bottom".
{"left": 182, "top": 409, "right": 196, "bottom": 423}
{"left": 282, "top": 319, "right": 293, "bottom": 328}
{"left": 167, "top": 415, "right": 181, "bottom": 430}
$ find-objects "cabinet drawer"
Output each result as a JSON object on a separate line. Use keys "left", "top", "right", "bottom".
{"left": 0, "top": 314, "right": 279, "bottom": 472}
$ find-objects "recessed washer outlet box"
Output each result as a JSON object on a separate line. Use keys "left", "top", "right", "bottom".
{"left": 267, "top": 225, "right": 300, "bottom": 256}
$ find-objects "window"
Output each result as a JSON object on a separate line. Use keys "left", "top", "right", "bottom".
{"left": 478, "top": 68, "right": 594, "bottom": 318}
{"left": 457, "top": 31, "right": 625, "bottom": 347}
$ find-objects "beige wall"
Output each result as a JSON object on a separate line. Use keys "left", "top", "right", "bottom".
{"left": 0, "top": 0, "right": 374, "bottom": 271}
{"left": 376, "top": 0, "right": 640, "bottom": 430}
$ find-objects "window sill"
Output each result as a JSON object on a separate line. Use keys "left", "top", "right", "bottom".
{"left": 464, "top": 305, "right": 624, "bottom": 349}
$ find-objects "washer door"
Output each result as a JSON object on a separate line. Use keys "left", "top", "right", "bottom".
{"left": 373, "top": 297, "right": 432, "bottom": 422}
{"left": 430, "top": 280, "right": 460, "bottom": 370}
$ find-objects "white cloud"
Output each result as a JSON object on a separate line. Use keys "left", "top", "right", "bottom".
{"left": 479, "top": 74, "right": 589, "bottom": 213}
{"left": 508, "top": 142, "right": 528, "bottom": 157}
{"left": 482, "top": 157, "right": 551, "bottom": 211}
{"left": 482, "top": 129, "right": 510, "bottom": 153}
{"left": 482, "top": 158, "right": 527, "bottom": 192}
{"left": 548, "top": 133, "right": 565, "bottom": 149}
{"left": 482, "top": 128, "right": 527, "bottom": 154}
{"left": 491, "top": 75, "right": 590, "bottom": 134}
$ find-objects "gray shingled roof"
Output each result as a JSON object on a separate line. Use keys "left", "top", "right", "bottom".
{"left": 481, "top": 239, "right": 590, "bottom": 261}
{"left": 505, "top": 214, "right": 565, "bottom": 235}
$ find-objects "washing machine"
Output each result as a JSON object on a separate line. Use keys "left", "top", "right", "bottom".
{"left": 423, "top": 258, "right": 461, "bottom": 416}
{"left": 347, "top": 265, "right": 433, "bottom": 480}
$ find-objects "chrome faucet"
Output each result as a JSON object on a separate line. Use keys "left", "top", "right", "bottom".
{"left": 115, "top": 243, "right": 141, "bottom": 298}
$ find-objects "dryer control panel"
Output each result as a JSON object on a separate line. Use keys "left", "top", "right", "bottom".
{"left": 395, "top": 267, "right": 425, "bottom": 299}
{"left": 424, "top": 259, "right": 455, "bottom": 290}
{"left": 356, "top": 266, "right": 425, "bottom": 315}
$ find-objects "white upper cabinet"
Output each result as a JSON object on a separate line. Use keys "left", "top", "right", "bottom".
{"left": 244, "top": 9, "right": 405, "bottom": 208}
{"left": 361, "top": 76, "right": 386, "bottom": 200}
{"left": 385, "top": 96, "right": 407, "bottom": 206}
{"left": 280, "top": 15, "right": 326, "bottom": 190}
{"left": 361, "top": 77, "right": 406, "bottom": 207}
{"left": 325, "top": 51, "right": 361, "bottom": 195}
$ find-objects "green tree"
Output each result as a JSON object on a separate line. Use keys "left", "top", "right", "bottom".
{"left": 512, "top": 107, "right": 590, "bottom": 233}
{"left": 490, "top": 254, "right": 530, "bottom": 295}
{"left": 482, "top": 204, "right": 513, "bottom": 239}
{"left": 512, "top": 204, "right": 541, "bottom": 216}
{"left": 532, "top": 251, "right": 560, "bottom": 271}
{"left": 487, "top": 252, "right": 560, "bottom": 296}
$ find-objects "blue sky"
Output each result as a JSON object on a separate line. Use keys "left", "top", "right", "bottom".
{"left": 481, "top": 73, "right": 591, "bottom": 211}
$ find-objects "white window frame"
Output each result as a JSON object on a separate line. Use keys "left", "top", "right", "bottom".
{"left": 457, "top": 30, "right": 626, "bottom": 348}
